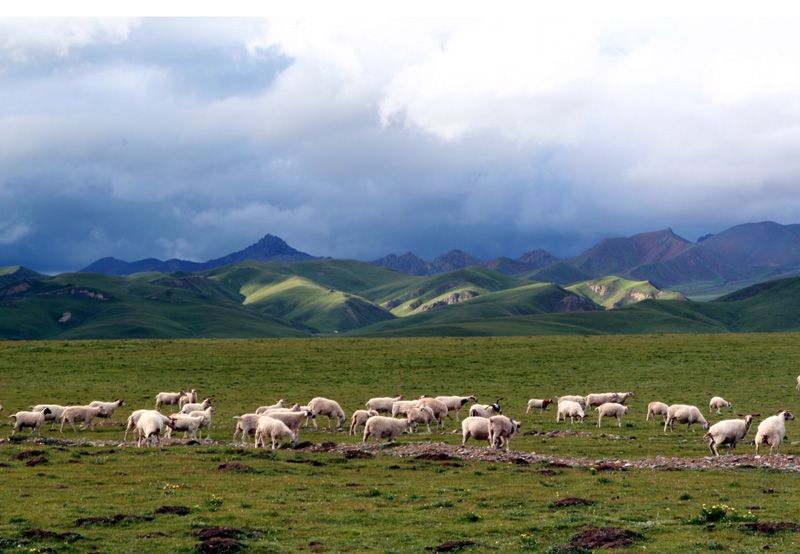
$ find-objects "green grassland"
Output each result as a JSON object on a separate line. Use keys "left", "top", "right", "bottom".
{"left": 2, "top": 334, "right": 800, "bottom": 552}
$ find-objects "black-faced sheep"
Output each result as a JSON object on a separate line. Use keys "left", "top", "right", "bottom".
{"left": 468, "top": 399, "right": 503, "bottom": 419}
{"left": 9, "top": 408, "right": 51, "bottom": 436}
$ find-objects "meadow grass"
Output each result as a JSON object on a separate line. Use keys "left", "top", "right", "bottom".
{"left": 2, "top": 334, "right": 800, "bottom": 552}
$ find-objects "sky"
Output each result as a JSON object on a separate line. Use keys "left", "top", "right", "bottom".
{"left": 4, "top": 5, "right": 800, "bottom": 273}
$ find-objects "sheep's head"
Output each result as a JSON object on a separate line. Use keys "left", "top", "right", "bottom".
{"left": 783, "top": 411, "right": 795, "bottom": 420}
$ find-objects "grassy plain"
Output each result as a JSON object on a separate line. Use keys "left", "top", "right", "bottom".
{"left": 1, "top": 334, "right": 800, "bottom": 553}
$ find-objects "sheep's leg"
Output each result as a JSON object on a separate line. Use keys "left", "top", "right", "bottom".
{"left": 616, "top": 416, "right": 622, "bottom": 427}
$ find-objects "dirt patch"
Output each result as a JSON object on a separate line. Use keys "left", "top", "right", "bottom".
{"left": 13, "top": 450, "right": 47, "bottom": 460}
{"left": 416, "top": 452, "right": 456, "bottom": 461}
{"left": 191, "top": 527, "right": 244, "bottom": 541}
{"left": 217, "top": 462, "right": 255, "bottom": 473}
{"left": 23, "top": 528, "right": 82, "bottom": 542}
{"left": 286, "top": 459, "right": 324, "bottom": 466}
{"left": 75, "top": 514, "right": 155, "bottom": 526}
{"left": 25, "top": 457, "right": 48, "bottom": 467}
{"left": 570, "top": 527, "right": 643, "bottom": 549}
{"left": 154, "top": 505, "right": 191, "bottom": 515}
{"left": 195, "top": 537, "right": 247, "bottom": 553}
{"left": 344, "top": 450, "right": 372, "bottom": 459}
{"left": 595, "top": 462, "right": 626, "bottom": 472}
{"left": 554, "top": 497, "right": 594, "bottom": 508}
{"left": 426, "top": 539, "right": 477, "bottom": 552}
{"left": 741, "top": 522, "right": 800, "bottom": 534}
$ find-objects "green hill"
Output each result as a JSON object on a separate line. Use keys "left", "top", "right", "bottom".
{"left": 567, "top": 276, "right": 687, "bottom": 309}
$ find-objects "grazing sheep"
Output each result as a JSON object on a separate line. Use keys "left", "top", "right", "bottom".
{"left": 468, "top": 399, "right": 503, "bottom": 419}
{"left": 308, "top": 397, "right": 346, "bottom": 429}
{"left": 461, "top": 416, "right": 492, "bottom": 446}
{"left": 664, "top": 404, "right": 709, "bottom": 433}
{"left": 585, "top": 392, "right": 620, "bottom": 409}
{"left": 362, "top": 416, "right": 412, "bottom": 442}
{"left": 597, "top": 402, "right": 628, "bottom": 428}
{"left": 178, "top": 389, "right": 198, "bottom": 409}
{"left": 488, "top": 415, "right": 521, "bottom": 451}
{"left": 390, "top": 399, "right": 419, "bottom": 418}
{"left": 9, "top": 408, "right": 51, "bottom": 436}
{"left": 365, "top": 395, "right": 404, "bottom": 415}
{"left": 434, "top": 395, "right": 478, "bottom": 421}
{"left": 555, "top": 395, "right": 587, "bottom": 410}
{"left": 755, "top": 410, "right": 795, "bottom": 455}
{"left": 255, "top": 399, "right": 287, "bottom": 415}
{"left": 406, "top": 406, "right": 436, "bottom": 433}
{"left": 179, "top": 398, "right": 213, "bottom": 414}
{"left": 261, "top": 410, "right": 313, "bottom": 444}
{"left": 88, "top": 398, "right": 126, "bottom": 425}
{"left": 556, "top": 400, "right": 585, "bottom": 424}
{"left": 416, "top": 397, "right": 448, "bottom": 430}
{"left": 709, "top": 396, "right": 733, "bottom": 414}
{"left": 165, "top": 414, "right": 205, "bottom": 441}
{"left": 60, "top": 406, "right": 103, "bottom": 433}
{"left": 526, "top": 398, "right": 553, "bottom": 414}
{"left": 254, "top": 417, "right": 294, "bottom": 450}
{"left": 350, "top": 409, "right": 379, "bottom": 435}
{"left": 233, "top": 413, "right": 264, "bottom": 443}
{"left": 614, "top": 392, "right": 635, "bottom": 405}
{"left": 136, "top": 411, "right": 174, "bottom": 447}
{"left": 705, "top": 415, "right": 756, "bottom": 456}
{"left": 186, "top": 406, "right": 216, "bottom": 440}
{"left": 155, "top": 391, "right": 188, "bottom": 411}
{"left": 646, "top": 401, "right": 669, "bottom": 422}
{"left": 124, "top": 409, "right": 151, "bottom": 441}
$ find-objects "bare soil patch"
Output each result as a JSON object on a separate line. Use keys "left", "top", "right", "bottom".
{"left": 554, "top": 497, "right": 594, "bottom": 508}
{"left": 741, "top": 522, "right": 800, "bottom": 534}
{"left": 426, "top": 539, "right": 477, "bottom": 551}
{"left": 570, "top": 527, "right": 643, "bottom": 549}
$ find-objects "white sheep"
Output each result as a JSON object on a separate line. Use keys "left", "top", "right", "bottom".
{"left": 488, "top": 415, "right": 521, "bottom": 451}
{"left": 165, "top": 414, "right": 205, "bottom": 441}
{"left": 350, "top": 409, "right": 379, "bottom": 435}
{"left": 308, "top": 397, "right": 346, "bottom": 429}
{"left": 468, "top": 399, "right": 503, "bottom": 419}
{"left": 362, "top": 416, "right": 412, "bottom": 442}
{"left": 461, "top": 417, "right": 493, "bottom": 447}
{"left": 254, "top": 417, "right": 294, "bottom": 450}
{"left": 155, "top": 391, "right": 188, "bottom": 411}
{"left": 614, "top": 392, "right": 635, "bottom": 405}
{"left": 705, "top": 414, "right": 756, "bottom": 456}
{"left": 178, "top": 389, "right": 198, "bottom": 409}
{"left": 260, "top": 410, "right": 313, "bottom": 444}
{"left": 556, "top": 400, "right": 585, "bottom": 424}
{"left": 664, "top": 404, "right": 709, "bottom": 433}
{"left": 406, "top": 406, "right": 436, "bottom": 433}
{"left": 585, "top": 392, "right": 619, "bottom": 409}
{"left": 88, "top": 398, "right": 126, "bottom": 424}
{"left": 255, "top": 399, "right": 287, "bottom": 415}
{"left": 755, "top": 410, "right": 795, "bottom": 455}
{"left": 709, "top": 396, "right": 733, "bottom": 414}
{"left": 9, "top": 408, "right": 51, "bottom": 436}
{"left": 136, "top": 411, "right": 174, "bottom": 447}
{"left": 526, "top": 398, "right": 553, "bottom": 414}
{"left": 796, "top": 376, "right": 800, "bottom": 391}
{"left": 179, "top": 398, "right": 213, "bottom": 414}
{"left": 365, "top": 395, "right": 404, "bottom": 414}
{"left": 233, "top": 413, "right": 263, "bottom": 443}
{"left": 31, "top": 404, "right": 68, "bottom": 429}
{"left": 60, "top": 406, "right": 103, "bottom": 433}
{"left": 124, "top": 409, "right": 151, "bottom": 441}
{"left": 434, "top": 395, "right": 478, "bottom": 421}
{"left": 186, "top": 406, "right": 216, "bottom": 440}
{"left": 416, "top": 397, "right": 448, "bottom": 430}
{"left": 597, "top": 402, "right": 628, "bottom": 428}
{"left": 646, "top": 401, "right": 669, "bottom": 422}
{"left": 390, "top": 399, "right": 420, "bottom": 418}
{"left": 555, "top": 395, "right": 587, "bottom": 410}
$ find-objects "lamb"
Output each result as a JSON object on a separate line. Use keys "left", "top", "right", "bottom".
{"left": 461, "top": 416, "right": 494, "bottom": 447}
{"left": 391, "top": 400, "right": 420, "bottom": 418}
{"left": 365, "top": 395, "right": 404, "bottom": 415}
{"left": 60, "top": 406, "right": 103, "bottom": 433}
{"left": 705, "top": 414, "right": 756, "bottom": 456}
{"left": 233, "top": 413, "right": 264, "bottom": 443}
{"left": 709, "top": 396, "right": 733, "bottom": 414}
{"left": 254, "top": 416, "right": 294, "bottom": 449}
{"left": 362, "top": 416, "right": 412, "bottom": 442}
{"left": 9, "top": 408, "right": 51, "bottom": 436}
{"left": 349, "top": 409, "right": 379, "bottom": 435}
{"left": 596, "top": 402, "right": 628, "bottom": 428}
{"left": 88, "top": 398, "right": 126, "bottom": 424}
{"left": 165, "top": 414, "right": 205, "bottom": 441}
{"left": 755, "top": 410, "right": 794, "bottom": 455}
{"left": 178, "top": 389, "right": 198, "bottom": 409}
{"left": 646, "top": 401, "right": 669, "bottom": 422}
{"left": 136, "top": 411, "right": 174, "bottom": 447}
{"left": 664, "top": 404, "right": 709, "bottom": 433}
{"left": 434, "top": 395, "right": 478, "bottom": 421}
{"left": 308, "top": 397, "right": 346, "bottom": 429}
{"left": 255, "top": 399, "right": 287, "bottom": 415}
{"left": 556, "top": 400, "right": 585, "bottom": 424}
{"left": 468, "top": 399, "right": 503, "bottom": 419}
{"left": 406, "top": 406, "right": 436, "bottom": 433}
{"left": 416, "top": 397, "right": 448, "bottom": 430}
{"left": 155, "top": 391, "right": 188, "bottom": 411}
{"left": 488, "top": 415, "right": 521, "bottom": 451}
{"left": 585, "top": 392, "right": 620, "bottom": 409}
{"left": 260, "top": 410, "right": 313, "bottom": 444}
{"left": 179, "top": 398, "right": 213, "bottom": 414}
{"left": 186, "top": 406, "right": 216, "bottom": 440}
{"left": 526, "top": 398, "right": 553, "bottom": 414}
{"left": 555, "top": 395, "right": 587, "bottom": 410}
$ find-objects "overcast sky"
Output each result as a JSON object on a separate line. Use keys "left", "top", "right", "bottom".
{"left": 4, "top": 7, "right": 800, "bottom": 273}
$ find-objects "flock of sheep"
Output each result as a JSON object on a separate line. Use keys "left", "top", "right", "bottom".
{"left": 1, "top": 385, "right": 796, "bottom": 456}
